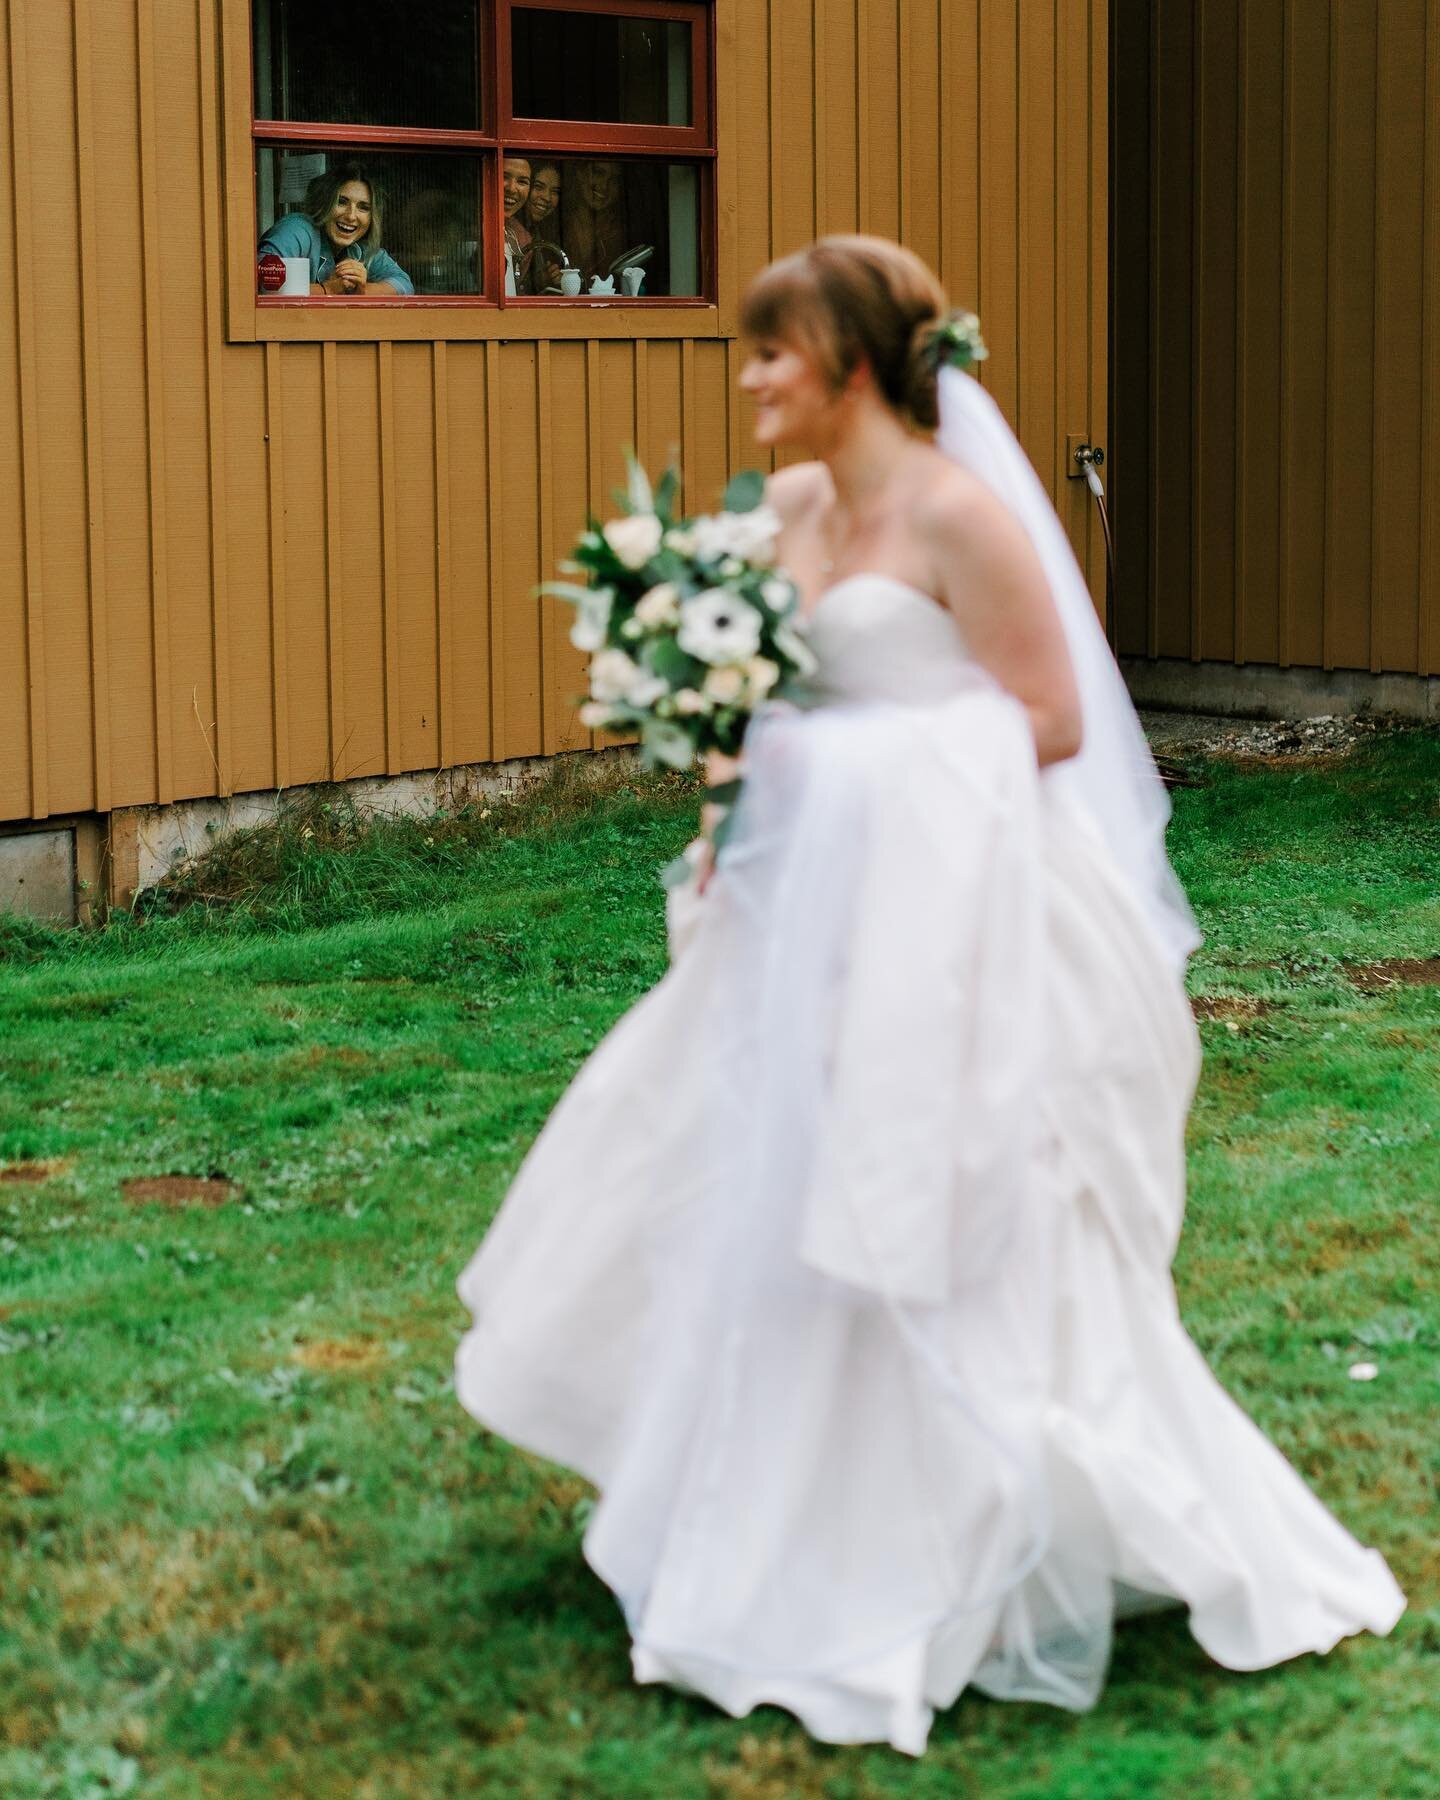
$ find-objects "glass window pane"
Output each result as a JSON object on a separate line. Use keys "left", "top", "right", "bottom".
{"left": 505, "top": 154, "right": 701, "bottom": 297}
{"left": 253, "top": 0, "right": 480, "bottom": 131}
{"left": 257, "top": 150, "right": 484, "bottom": 296}
{"left": 511, "top": 10, "right": 692, "bottom": 126}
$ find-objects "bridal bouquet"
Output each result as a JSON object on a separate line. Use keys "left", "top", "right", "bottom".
{"left": 545, "top": 461, "right": 817, "bottom": 776}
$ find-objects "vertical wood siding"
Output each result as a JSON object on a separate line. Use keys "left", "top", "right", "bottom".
{"left": 0, "top": 0, "right": 1106, "bottom": 823}
{"left": 1114, "top": 0, "right": 1440, "bottom": 676}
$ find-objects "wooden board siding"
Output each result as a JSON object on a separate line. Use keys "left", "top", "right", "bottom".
{"left": 1113, "top": 0, "right": 1440, "bottom": 677}
{"left": 0, "top": 0, "right": 1107, "bottom": 824}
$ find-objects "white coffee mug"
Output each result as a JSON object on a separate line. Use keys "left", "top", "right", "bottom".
{"left": 559, "top": 269, "right": 582, "bottom": 296}
{"left": 280, "top": 256, "right": 310, "bottom": 296}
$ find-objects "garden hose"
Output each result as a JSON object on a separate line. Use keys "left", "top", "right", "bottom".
{"left": 1074, "top": 445, "right": 1203, "bottom": 790}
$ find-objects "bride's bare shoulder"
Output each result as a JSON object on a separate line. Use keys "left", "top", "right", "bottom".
{"left": 912, "top": 454, "right": 1030, "bottom": 563}
{"left": 765, "top": 460, "right": 832, "bottom": 523}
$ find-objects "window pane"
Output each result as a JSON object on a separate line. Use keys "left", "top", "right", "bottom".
{"left": 257, "top": 150, "right": 484, "bottom": 295}
{"left": 505, "top": 154, "right": 701, "bottom": 297}
{"left": 511, "top": 10, "right": 692, "bottom": 126}
{"left": 253, "top": 0, "right": 480, "bottom": 130}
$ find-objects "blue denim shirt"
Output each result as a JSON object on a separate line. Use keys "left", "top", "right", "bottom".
{"left": 258, "top": 213, "right": 414, "bottom": 296}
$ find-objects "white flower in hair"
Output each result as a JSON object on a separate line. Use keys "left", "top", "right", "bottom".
{"left": 690, "top": 506, "right": 782, "bottom": 567}
{"left": 678, "top": 590, "right": 764, "bottom": 665}
{"left": 603, "top": 512, "right": 664, "bottom": 570}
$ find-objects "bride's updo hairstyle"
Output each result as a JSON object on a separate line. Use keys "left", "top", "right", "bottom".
{"left": 740, "top": 235, "right": 949, "bottom": 430}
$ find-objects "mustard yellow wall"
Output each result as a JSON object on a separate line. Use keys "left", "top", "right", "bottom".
{"left": 1113, "top": 0, "right": 1440, "bottom": 676}
{"left": 0, "top": 0, "right": 1108, "bottom": 824}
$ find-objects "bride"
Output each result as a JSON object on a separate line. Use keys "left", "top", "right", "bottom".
{"left": 455, "top": 236, "right": 1404, "bottom": 1754}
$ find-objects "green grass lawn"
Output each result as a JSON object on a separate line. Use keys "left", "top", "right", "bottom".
{"left": 1, "top": 739, "right": 1437, "bottom": 1800}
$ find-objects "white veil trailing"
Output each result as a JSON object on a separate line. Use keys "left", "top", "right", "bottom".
{"left": 935, "top": 366, "right": 1200, "bottom": 970}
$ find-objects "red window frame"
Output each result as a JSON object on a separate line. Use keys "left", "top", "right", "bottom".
{"left": 250, "top": 0, "right": 716, "bottom": 310}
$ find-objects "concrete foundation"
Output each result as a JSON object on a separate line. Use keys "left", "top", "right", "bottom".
{"left": 1121, "top": 656, "right": 1440, "bottom": 723}
{"left": 102, "top": 750, "right": 628, "bottom": 910}
{"left": 0, "top": 828, "right": 77, "bottom": 925}
{"left": 0, "top": 818, "right": 104, "bottom": 926}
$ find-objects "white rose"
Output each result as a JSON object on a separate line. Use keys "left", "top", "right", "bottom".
{"left": 761, "top": 576, "right": 795, "bottom": 610}
{"left": 677, "top": 589, "right": 764, "bottom": 665}
{"left": 603, "top": 512, "right": 664, "bottom": 570}
{"left": 569, "top": 585, "right": 614, "bottom": 652}
{"left": 635, "top": 581, "right": 682, "bottom": 628}
{"left": 691, "top": 505, "right": 781, "bottom": 567}
{"left": 745, "top": 656, "right": 780, "bottom": 698}
{"left": 590, "top": 648, "right": 644, "bottom": 703}
{"left": 625, "top": 668, "right": 669, "bottom": 708}
{"left": 579, "top": 700, "right": 621, "bottom": 729}
{"left": 702, "top": 665, "right": 746, "bottom": 706}
{"left": 674, "top": 687, "right": 712, "bottom": 715}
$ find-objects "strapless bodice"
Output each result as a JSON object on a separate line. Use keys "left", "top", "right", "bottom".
{"left": 804, "top": 575, "right": 979, "bottom": 705}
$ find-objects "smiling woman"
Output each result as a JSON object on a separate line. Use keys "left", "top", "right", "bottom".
{"left": 257, "top": 161, "right": 415, "bottom": 297}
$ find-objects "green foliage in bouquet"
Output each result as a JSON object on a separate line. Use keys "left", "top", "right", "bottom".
{"left": 540, "top": 457, "right": 817, "bottom": 775}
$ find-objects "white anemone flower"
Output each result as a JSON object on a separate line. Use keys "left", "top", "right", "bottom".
{"left": 569, "top": 585, "right": 614, "bottom": 652}
{"left": 603, "top": 512, "right": 664, "bottom": 570}
{"left": 677, "top": 589, "right": 764, "bottom": 665}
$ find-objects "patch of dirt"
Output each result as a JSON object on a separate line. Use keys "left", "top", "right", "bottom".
{"left": 292, "top": 1337, "right": 387, "bottom": 1375}
{"left": 1344, "top": 957, "right": 1440, "bottom": 992}
{"left": 302, "top": 1045, "right": 372, "bottom": 1068}
{"left": 1191, "top": 994, "right": 1273, "bottom": 1022}
{"left": 122, "top": 1175, "right": 239, "bottom": 1208}
{"left": 0, "top": 1158, "right": 70, "bottom": 1184}
{"left": 0, "top": 1454, "right": 56, "bottom": 1498}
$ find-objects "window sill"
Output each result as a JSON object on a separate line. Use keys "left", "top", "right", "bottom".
{"left": 245, "top": 297, "right": 725, "bottom": 343}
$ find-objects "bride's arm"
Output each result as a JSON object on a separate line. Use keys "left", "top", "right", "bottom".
{"left": 924, "top": 472, "right": 1083, "bottom": 769}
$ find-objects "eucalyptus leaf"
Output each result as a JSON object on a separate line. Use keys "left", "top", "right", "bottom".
{"left": 722, "top": 469, "right": 766, "bottom": 514}
{"left": 654, "top": 464, "right": 681, "bottom": 523}
{"left": 625, "top": 451, "right": 654, "bottom": 515}
{"left": 645, "top": 635, "right": 706, "bottom": 687}
{"left": 536, "top": 581, "right": 598, "bottom": 606}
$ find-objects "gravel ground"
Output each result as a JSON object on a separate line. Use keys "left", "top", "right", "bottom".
{"left": 1138, "top": 709, "right": 1412, "bottom": 760}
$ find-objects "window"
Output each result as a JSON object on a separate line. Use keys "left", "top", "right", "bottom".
{"left": 250, "top": 0, "right": 714, "bottom": 308}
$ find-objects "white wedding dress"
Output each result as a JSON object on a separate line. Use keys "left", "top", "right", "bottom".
{"left": 455, "top": 573, "right": 1404, "bottom": 1755}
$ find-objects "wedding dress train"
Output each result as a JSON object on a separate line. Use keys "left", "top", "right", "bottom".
{"left": 455, "top": 575, "right": 1403, "bottom": 1754}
